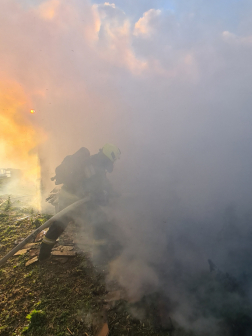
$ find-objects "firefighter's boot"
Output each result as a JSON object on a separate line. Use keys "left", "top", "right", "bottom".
{"left": 38, "top": 220, "right": 66, "bottom": 261}
{"left": 38, "top": 237, "right": 56, "bottom": 261}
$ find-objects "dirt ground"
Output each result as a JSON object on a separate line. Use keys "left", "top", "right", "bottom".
{"left": 0, "top": 197, "right": 172, "bottom": 336}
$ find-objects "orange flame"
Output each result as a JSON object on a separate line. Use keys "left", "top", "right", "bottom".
{"left": 0, "top": 80, "right": 44, "bottom": 209}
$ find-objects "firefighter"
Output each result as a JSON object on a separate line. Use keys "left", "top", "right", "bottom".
{"left": 38, "top": 144, "right": 121, "bottom": 261}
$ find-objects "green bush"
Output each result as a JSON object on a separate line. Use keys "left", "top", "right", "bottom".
{"left": 22, "top": 309, "right": 46, "bottom": 334}
{"left": 26, "top": 309, "right": 45, "bottom": 325}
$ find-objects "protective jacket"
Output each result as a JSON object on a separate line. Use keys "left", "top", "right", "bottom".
{"left": 39, "top": 148, "right": 114, "bottom": 261}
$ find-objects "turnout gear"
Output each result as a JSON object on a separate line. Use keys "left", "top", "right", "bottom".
{"left": 39, "top": 243, "right": 54, "bottom": 261}
{"left": 39, "top": 219, "right": 68, "bottom": 261}
{"left": 42, "top": 237, "right": 56, "bottom": 245}
{"left": 39, "top": 144, "right": 120, "bottom": 261}
{"left": 52, "top": 147, "right": 90, "bottom": 186}
{"left": 102, "top": 144, "right": 121, "bottom": 162}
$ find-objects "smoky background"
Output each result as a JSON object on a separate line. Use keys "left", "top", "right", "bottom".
{"left": 2, "top": 0, "right": 252, "bottom": 334}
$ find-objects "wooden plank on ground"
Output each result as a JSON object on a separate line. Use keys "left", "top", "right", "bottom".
{"left": 25, "top": 256, "right": 38, "bottom": 266}
{"left": 23, "top": 243, "right": 38, "bottom": 249}
{"left": 14, "top": 249, "right": 28, "bottom": 256}
{"left": 96, "top": 323, "right": 109, "bottom": 336}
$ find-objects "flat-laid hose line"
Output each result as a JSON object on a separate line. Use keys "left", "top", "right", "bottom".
{"left": 0, "top": 196, "right": 90, "bottom": 268}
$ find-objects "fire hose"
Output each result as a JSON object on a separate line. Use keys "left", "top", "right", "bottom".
{"left": 0, "top": 196, "right": 90, "bottom": 268}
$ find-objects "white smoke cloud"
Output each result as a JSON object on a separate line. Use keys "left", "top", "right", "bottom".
{"left": 134, "top": 8, "right": 161, "bottom": 37}
{"left": 2, "top": 0, "right": 252, "bottom": 333}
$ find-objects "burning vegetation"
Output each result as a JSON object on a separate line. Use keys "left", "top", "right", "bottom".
{"left": 0, "top": 81, "right": 42, "bottom": 209}
{"left": 1, "top": 86, "right": 252, "bottom": 335}
{"left": 2, "top": 0, "right": 252, "bottom": 335}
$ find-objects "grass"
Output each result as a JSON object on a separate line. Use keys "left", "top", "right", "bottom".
{"left": 0, "top": 197, "right": 172, "bottom": 336}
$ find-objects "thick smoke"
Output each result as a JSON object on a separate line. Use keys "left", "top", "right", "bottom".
{"left": 2, "top": 0, "right": 252, "bottom": 334}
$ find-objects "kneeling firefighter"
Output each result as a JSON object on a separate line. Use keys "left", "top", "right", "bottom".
{"left": 38, "top": 143, "right": 121, "bottom": 261}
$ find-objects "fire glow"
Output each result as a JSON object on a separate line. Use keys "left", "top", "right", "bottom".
{"left": 0, "top": 81, "right": 43, "bottom": 209}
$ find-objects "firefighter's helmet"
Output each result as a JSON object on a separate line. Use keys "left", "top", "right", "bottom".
{"left": 102, "top": 144, "right": 121, "bottom": 162}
